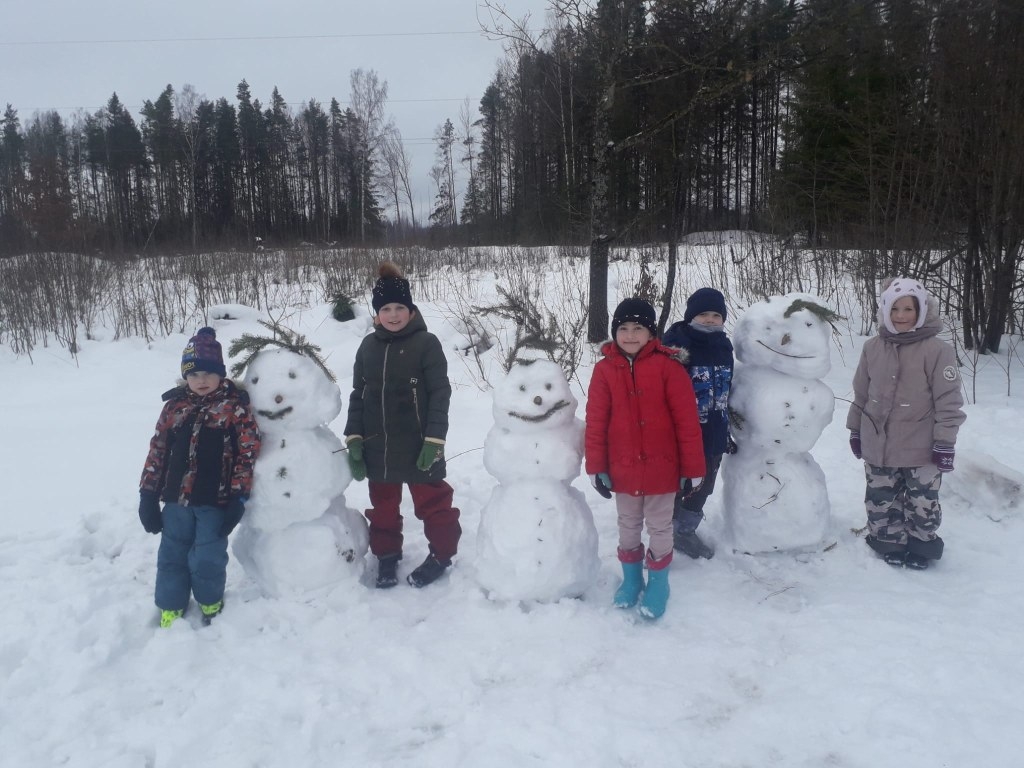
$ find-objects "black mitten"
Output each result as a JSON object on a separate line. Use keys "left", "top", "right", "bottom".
{"left": 138, "top": 492, "right": 163, "bottom": 534}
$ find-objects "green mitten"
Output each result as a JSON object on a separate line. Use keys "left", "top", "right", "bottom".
{"left": 416, "top": 440, "right": 444, "bottom": 471}
{"left": 347, "top": 437, "right": 367, "bottom": 481}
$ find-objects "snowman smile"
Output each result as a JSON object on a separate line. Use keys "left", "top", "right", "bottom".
{"left": 509, "top": 400, "right": 571, "bottom": 423}
{"left": 257, "top": 406, "right": 294, "bottom": 420}
{"left": 755, "top": 339, "right": 815, "bottom": 359}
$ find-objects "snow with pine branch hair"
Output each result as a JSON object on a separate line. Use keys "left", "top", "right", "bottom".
{"left": 476, "top": 356, "right": 599, "bottom": 602}
{"left": 722, "top": 294, "right": 839, "bottom": 553}
{"left": 229, "top": 321, "right": 368, "bottom": 596}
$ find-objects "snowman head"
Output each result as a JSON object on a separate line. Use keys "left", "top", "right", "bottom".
{"left": 493, "top": 359, "right": 578, "bottom": 433}
{"left": 244, "top": 348, "right": 342, "bottom": 431}
{"left": 733, "top": 293, "right": 837, "bottom": 379}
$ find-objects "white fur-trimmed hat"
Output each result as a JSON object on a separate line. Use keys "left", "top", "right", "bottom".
{"left": 880, "top": 277, "right": 929, "bottom": 334}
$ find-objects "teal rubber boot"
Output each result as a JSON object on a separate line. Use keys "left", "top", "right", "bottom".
{"left": 613, "top": 560, "right": 645, "bottom": 608}
{"left": 639, "top": 566, "right": 670, "bottom": 619}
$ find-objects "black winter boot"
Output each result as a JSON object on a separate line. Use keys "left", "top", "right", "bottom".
{"left": 904, "top": 553, "right": 930, "bottom": 570}
{"left": 407, "top": 554, "right": 451, "bottom": 588}
{"left": 673, "top": 530, "right": 714, "bottom": 560}
{"left": 376, "top": 554, "right": 402, "bottom": 589}
{"left": 882, "top": 550, "right": 908, "bottom": 567}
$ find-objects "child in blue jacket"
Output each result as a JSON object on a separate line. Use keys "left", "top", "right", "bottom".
{"left": 663, "top": 288, "right": 735, "bottom": 559}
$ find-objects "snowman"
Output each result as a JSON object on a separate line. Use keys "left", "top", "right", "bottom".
{"left": 229, "top": 326, "right": 368, "bottom": 596}
{"left": 476, "top": 358, "right": 599, "bottom": 602}
{"left": 722, "top": 294, "right": 838, "bottom": 553}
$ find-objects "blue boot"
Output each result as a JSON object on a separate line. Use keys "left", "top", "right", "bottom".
{"left": 613, "top": 547, "right": 646, "bottom": 608}
{"left": 639, "top": 551, "right": 671, "bottom": 619}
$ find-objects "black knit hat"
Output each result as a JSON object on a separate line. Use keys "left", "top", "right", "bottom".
{"left": 611, "top": 298, "right": 658, "bottom": 337}
{"left": 181, "top": 327, "right": 226, "bottom": 378}
{"left": 371, "top": 262, "right": 416, "bottom": 313}
{"left": 683, "top": 287, "right": 728, "bottom": 323}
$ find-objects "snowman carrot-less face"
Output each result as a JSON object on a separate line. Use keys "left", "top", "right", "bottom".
{"left": 376, "top": 302, "right": 414, "bottom": 332}
{"left": 734, "top": 294, "right": 832, "bottom": 379}
{"left": 493, "top": 359, "right": 578, "bottom": 433}
{"left": 245, "top": 349, "right": 342, "bottom": 431}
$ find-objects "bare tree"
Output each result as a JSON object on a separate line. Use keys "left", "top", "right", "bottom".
{"left": 174, "top": 83, "right": 205, "bottom": 252}
{"left": 349, "top": 69, "right": 390, "bottom": 243}
{"left": 379, "top": 124, "right": 416, "bottom": 231}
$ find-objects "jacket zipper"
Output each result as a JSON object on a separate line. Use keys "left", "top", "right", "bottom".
{"left": 412, "top": 383, "right": 422, "bottom": 436}
{"left": 381, "top": 344, "right": 390, "bottom": 478}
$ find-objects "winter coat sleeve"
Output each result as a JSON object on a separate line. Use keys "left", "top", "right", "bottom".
{"left": 421, "top": 333, "right": 451, "bottom": 441}
{"left": 664, "top": 358, "right": 707, "bottom": 479}
{"left": 344, "top": 343, "right": 366, "bottom": 438}
{"left": 140, "top": 400, "right": 176, "bottom": 494}
{"left": 846, "top": 345, "right": 870, "bottom": 432}
{"left": 229, "top": 402, "right": 261, "bottom": 498}
{"left": 929, "top": 342, "right": 965, "bottom": 445}
{"left": 584, "top": 362, "right": 612, "bottom": 476}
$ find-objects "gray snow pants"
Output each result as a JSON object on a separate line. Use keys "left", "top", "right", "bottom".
{"left": 864, "top": 463, "right": 944, "bottom": 559}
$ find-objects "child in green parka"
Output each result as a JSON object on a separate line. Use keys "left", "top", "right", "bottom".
{"left": 344, "top": 263, "right": 462, "bottom": 589}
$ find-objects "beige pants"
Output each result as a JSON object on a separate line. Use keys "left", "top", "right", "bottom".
{"left": 616, "top": 492, "right": 675, "bottom": 560}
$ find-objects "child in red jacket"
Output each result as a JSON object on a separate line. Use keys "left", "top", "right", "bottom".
{"left": 585, "top": 299, "right": 705, "bottom": 619}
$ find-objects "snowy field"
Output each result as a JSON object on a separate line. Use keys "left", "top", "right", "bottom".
{"left": 1, "top": 251, "right": 1023, "bottom": 768}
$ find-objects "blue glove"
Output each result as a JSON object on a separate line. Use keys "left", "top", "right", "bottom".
{"left": 932, "top": 443, "right": 954, "bottom": 472}
{"left": 591, "top": 473, "right": 612, "bottom": 499}
{"left": 220, "top": 497, "right": 246, "bottom": 537}
{"left": 138, "top": 491, "right": 162, "bottom": 534}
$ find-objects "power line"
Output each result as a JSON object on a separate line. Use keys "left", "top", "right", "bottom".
{"left": 0, "top": 30, "right": 494, "bottom": 47}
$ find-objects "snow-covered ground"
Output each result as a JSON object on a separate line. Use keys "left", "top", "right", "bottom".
{"left": 1, "top": 255, "right": 1022, "bottom": 768}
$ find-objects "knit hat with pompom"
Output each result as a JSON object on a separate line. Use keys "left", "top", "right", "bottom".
{"left": 181, "top": 327, "right": 226, "bottom": 378}
{"left": 371, "top": 262, "right": 416, "bottom": 313}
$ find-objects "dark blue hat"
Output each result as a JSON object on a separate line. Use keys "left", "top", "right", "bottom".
{"left": 611, "top": 298, "right": 658, "bottom": 337}
{"left": 684, "top": 288, "right": 727, "bottom": 323}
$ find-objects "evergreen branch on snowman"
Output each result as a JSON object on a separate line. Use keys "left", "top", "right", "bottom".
{"left": 227, "top": 319, "right": 336, "bottom": 382}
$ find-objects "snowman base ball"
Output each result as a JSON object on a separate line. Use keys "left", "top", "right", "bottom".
{"left": 721, "top": 452, "right": 831, "bottom": 554}
{"left": 476, "top": 481, "right": 599, "bottom": 603}
{"left": 234, "top": 503, "right": 369, "bottom": 597}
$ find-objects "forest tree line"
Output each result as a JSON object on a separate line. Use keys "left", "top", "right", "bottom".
{"left": 1, "top": 0, "right": 1022, "bottom": 351}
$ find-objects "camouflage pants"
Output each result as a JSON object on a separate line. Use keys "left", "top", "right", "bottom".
{"left": 864, "top": 464, "right": 943, "bottom": 555}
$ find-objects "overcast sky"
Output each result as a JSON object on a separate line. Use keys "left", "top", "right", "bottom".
{"left": 0, "top": 0, "right": 552, "bottom": 214}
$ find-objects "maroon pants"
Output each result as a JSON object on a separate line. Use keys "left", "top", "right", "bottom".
{"left": 366, "top": 480, "right": 462, "bottom": 561}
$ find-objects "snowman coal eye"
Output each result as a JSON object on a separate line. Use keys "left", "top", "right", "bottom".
{"left": 545, "top": 383, "right": 552, "bottom": 390}
{"left": 251, "top": 376, "right": 259, "bottom": 384}
{"left": 288, "top": 371, "right": 297, "bottom": 379}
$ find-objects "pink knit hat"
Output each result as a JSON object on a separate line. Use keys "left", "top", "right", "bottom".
{"left": 880, "top": 278, "right": 929, "bottom": 334}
